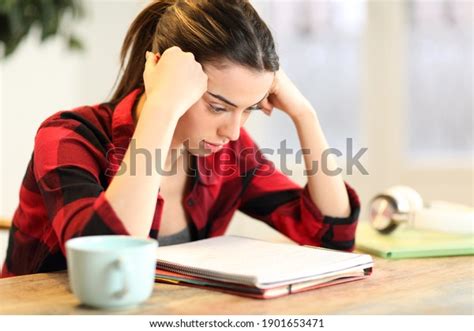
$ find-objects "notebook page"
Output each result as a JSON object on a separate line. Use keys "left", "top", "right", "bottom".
{"left": 156, "top": 235, "right": 372, "bottom": 287}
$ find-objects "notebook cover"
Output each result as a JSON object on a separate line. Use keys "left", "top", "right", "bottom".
{"left": 355, "top": 221, "right": 474, "bottom": 259}
{"left": 155, "top": 235, "right": 373, "bottom": 288}
{"left": 155, "top": 268, "right": 372, "bottom": 299}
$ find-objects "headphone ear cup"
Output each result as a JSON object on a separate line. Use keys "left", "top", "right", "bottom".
{"left": 399, "top": 186, "right": 424, "bottom": 211}
{"left": 384, "top": 185, "right": 424, "bottom": 213}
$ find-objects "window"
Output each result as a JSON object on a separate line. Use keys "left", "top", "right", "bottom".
{"left": 406, "top": 0, "right": 473, "bottom": 160}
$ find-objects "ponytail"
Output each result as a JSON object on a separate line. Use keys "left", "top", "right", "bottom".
{"left": 109, "top": 0, "right": 175, "bottom": 104}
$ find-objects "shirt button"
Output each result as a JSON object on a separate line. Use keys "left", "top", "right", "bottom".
{"left": 187, "top": 199, "right": 195, "bottom": 207}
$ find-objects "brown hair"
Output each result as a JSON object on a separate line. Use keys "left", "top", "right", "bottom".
{"left": 109, "top": 0, "right": 279, "bottom": 104}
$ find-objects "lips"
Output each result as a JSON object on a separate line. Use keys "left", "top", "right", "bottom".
{"left": 202, "top": 140, "right": 224, "bottom": 153}
{"left": 204, "top": 141, "right": 223, "bottom": 147}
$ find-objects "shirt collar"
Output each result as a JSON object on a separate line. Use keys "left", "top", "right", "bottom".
{"left": 110, "top": 88, "right": 219, "bottom": 186}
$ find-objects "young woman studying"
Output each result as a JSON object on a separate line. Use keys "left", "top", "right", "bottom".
{"left": 2, "top": 0, "right": 360, "bottom": 278}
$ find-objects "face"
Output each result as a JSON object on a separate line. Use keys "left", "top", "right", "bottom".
{"left": 173, "top": 62, "right": 274, "bottom": 156}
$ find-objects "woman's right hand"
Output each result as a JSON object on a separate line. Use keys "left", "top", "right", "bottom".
{"left": 143, "top": 46, "right": 208, "bottom": 119}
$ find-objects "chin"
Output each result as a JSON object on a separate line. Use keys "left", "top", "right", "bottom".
{"left": 187, "top": 149, "right": 210, "bottom": 157}
{"left": 186, "top": 147, "right": 215, "bottom": 157}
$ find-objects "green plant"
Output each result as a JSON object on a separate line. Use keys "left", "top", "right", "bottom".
{"left": 0, "top": 0, "right": 85, "bottom": 59}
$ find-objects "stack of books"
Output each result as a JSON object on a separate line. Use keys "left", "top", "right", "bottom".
{"left": 155, "top": 236, "right": 373, "bottom": 299}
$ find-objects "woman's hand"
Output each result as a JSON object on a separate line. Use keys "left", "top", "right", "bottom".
{"left": 261, "top": 69, "right": 350, "bottom": 219}
{"left": 260, "top": 69, "right": 314, "bottom": 120}
{"left": 143, "top": 46, "right": 208, "bottom": 118}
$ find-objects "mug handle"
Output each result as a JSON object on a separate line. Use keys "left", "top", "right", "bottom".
{"left": 111, "top": 257, "right": 129, "bottom": 299}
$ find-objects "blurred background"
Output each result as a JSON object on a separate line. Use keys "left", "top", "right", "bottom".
{"left": 0, "top": 0, "right": 473, "bottom": 248}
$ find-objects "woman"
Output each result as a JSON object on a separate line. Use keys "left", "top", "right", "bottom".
{"left": 1, "top": 0, "right": 359, "bottom": 278}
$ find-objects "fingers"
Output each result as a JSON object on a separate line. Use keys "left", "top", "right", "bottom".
{"left": 144, "top": 51, "right": 154, "bottom": 73}
{"left": 145, "top": 51, "right": 160, "bottom": 65}
{"left": 260, "top": 98, "right": 274, "bottom": 116}
{"left": 262, "top": 108, "right": 273, "bottom": 116}
{"left": 145, "top": 51, "right": 152, "bottom": 61}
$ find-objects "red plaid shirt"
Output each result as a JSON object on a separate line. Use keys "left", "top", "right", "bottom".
{"left": 1, "top": 88, "right": 360, "bottom": 278}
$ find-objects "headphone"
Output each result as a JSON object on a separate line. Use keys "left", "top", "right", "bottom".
{"left": 369, "top": 185, "right": 474, "bottom": 235}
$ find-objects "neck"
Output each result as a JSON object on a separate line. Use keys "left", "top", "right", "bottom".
{"left": 134, "top": 92, "right": 185, "bottom": 173}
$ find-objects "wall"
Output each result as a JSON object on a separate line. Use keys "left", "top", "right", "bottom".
{"left": 0, "top": 0, "right": 147, "bottom": 219}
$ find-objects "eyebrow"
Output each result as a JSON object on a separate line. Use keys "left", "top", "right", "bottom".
{"left": 207, "top": 91, "right": 268, "bottom": 109}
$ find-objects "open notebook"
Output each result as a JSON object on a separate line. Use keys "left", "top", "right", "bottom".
{"left": 155, "top": 236, "right": 374, "bottom": 299}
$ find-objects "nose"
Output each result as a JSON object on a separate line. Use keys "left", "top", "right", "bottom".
{"left": 218, "top": 112, "right": 243, "bottom": 142}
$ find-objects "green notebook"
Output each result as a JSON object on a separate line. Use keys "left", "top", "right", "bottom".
{"left": 355, "top": 221, "right": 474, "bottom": 259}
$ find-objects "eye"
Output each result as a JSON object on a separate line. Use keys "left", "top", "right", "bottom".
{"left": 208, "top": 104, "right": 227, "bottom": 113}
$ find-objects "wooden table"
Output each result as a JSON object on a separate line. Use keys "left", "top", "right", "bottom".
{"left": 0, "top": 255, "right": 472, "bottom": 314}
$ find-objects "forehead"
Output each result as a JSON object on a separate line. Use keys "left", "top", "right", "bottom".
{"left": 204, "top": 62, "right": 274, "bottom": 107}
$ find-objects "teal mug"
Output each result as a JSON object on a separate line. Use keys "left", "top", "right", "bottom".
{"left": 66, "top": 235, "right": 158, "bottom": 309}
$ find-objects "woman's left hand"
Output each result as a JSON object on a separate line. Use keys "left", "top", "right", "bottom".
{"left": 260, "top": 69, "right": 314, "bottom": 119}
